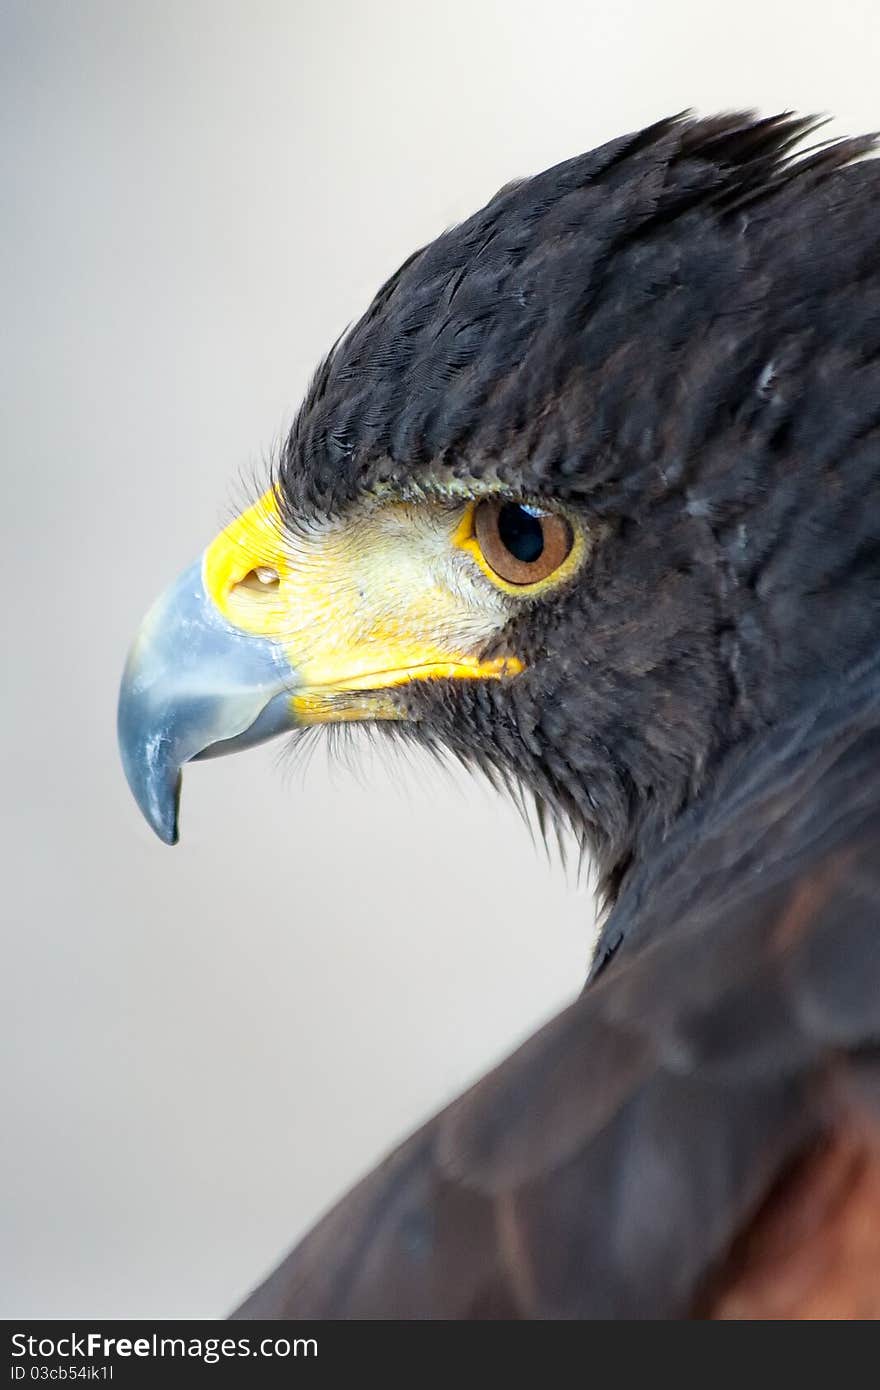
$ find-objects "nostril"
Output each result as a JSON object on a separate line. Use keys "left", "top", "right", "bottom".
{"left": 233, "top": 566, "right": 280, "bottom": 596}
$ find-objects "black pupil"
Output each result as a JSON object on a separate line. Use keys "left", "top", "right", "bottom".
{"left": 497, "top": 503, "right": 544, "bottom": 564}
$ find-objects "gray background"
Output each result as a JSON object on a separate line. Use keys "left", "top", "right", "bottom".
{"left": 3, "top": 0, "right": 877, "bottom": 1318}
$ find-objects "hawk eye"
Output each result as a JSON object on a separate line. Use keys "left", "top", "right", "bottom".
{"left": 473, "top": 500, "right": 573, "bottom": 586}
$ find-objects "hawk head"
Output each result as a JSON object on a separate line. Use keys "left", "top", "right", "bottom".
{"left": 118, "top": 112, "right": 878, "bottom": 899}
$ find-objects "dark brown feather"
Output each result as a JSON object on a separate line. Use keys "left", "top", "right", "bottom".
{"left": 707, "top": 1125, "right": 880, "bottom": 1319}
{"left": 233, "top": 112, "right": 880, "bottom": 1319}
{"left": 234, "top": 662, "right": 880, "bottom": 1318}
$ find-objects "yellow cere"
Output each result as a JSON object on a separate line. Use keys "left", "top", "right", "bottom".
{"left": 202, "top": 488, "right": 524, "bottom": 721}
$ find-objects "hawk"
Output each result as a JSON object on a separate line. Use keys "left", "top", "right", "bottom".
{"left": 119, "top": 113, "right": 880, "bottom": 1317}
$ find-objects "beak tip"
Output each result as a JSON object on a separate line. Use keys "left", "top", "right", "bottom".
{"left": 142, "top": 764, "right": 182, "bottom": 846}
{"left": 153, "top": 798, "right": 181, "bottom": 847}
{"left": 155, "top": 769, "right": 181, "bottom": 846}
{"left": 118, "top": 736, "right": 183, "bottom": 846}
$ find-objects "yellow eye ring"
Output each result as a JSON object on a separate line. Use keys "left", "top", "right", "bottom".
{"left": 454, "top": 498, "right": 586, "bottom": 595}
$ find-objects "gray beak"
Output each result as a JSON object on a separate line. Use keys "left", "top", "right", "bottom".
{"left": 117, "top": 559, "right": 298, "bottom": 844}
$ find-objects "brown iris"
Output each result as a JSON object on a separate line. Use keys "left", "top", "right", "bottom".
{"left": 473, "top": 500, "right": 573, "bottom": 586}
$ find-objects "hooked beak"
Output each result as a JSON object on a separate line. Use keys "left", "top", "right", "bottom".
{"left": 117, "top": 558, "right": 297, "bottom": 844}
{"left": 118, "top": 488, "right": 522, "bottom": 845}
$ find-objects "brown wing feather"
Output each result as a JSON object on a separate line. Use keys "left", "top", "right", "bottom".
{"left": 234, "top": 673, "right": 880, "bottom": 1318}
{"left": 707, "top": 1121, "right": 880, "bottom": 1319}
